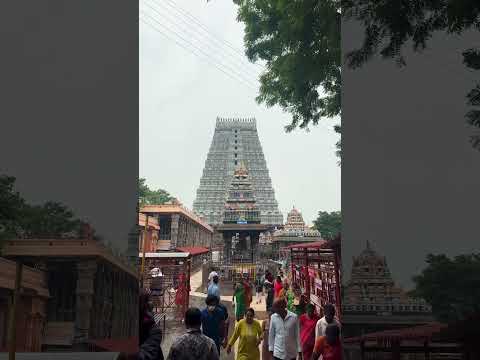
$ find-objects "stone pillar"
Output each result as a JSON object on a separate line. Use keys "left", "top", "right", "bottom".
{"left": 73, "top": 260, "right": 97, "bottom": 349}
{"left": 185, "top": 220, "right": 190, "bottom": 247}
{"left": 189, "top": 221, "right": 194, "bottom": 247}
{"left": 170, "top": 214, "right": 180, "bottom": 249}
{"left": 25, "top": 297, "right": 47, "bottom": 352}
{"left": 25, "top": 312, "right": 45, "bottom": 351}
{"left": 179, "top": 217, "right": 185, "bottom": 247}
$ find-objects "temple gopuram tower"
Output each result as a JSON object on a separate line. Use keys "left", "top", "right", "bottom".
{"left": 193, "top": 117, "right": 283, "bottom": 226}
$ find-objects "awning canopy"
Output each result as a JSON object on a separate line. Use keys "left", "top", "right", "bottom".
{"left": 176, "top": 246, "right": 210, "bottom": 256}
{"left": 281, "top": 240, "right": 329, "bottom": 250}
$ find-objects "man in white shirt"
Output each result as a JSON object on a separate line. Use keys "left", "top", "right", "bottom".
{"left": 315, "top": 303, "right": 341, "bottom": 338}
{"left": 208, "top": 270, "right": 218, "bottom": 284}
{"left": 269, "top": 298, "right": 302, "bottom": 360}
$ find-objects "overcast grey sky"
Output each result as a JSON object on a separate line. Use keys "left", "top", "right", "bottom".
{"left": 139, "top": 0, "right": 340, "bottom": 225}
{"left": 342, "top": 22, "right": 480, "bottom": 288}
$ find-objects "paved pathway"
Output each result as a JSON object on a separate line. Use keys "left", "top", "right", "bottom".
{"left": 190, "top": 269, "right": 267, "bottom": 313}
{"left": 189, "top": 269, "right": 267, "bottom": 359}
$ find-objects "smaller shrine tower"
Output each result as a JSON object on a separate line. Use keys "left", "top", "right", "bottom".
{"left": 213, "top": 162, "right": 276, "bottom": 263}
{"left": 271, "top": 206, "right": 323, "bottom": 255}
{"left": 342, "top": 241, "right": 433, "bottom": 337}
{"left": 224, "top": 161, "right": 260, "bottom": 224}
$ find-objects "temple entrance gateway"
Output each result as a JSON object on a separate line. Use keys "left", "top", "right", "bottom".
{"left": 215, "top": 224, "right": 273, "bottom": 263}
{"left": 211, "top": 161, "right": 278, "bottom": 264}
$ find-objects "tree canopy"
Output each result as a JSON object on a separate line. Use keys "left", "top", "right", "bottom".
{"left": 0, "top": 175, "right": 26, "bottom": 240}
{"left": 343, "top": 0, "right": 480, "bottom": 150}
{"left": 138, "top": 178, "right": 175, "bottom": 205}
{"left": 233, "top": 0, "right": 341, "bottom": 161}
{"left": 19, "top": 201, "right": 82, "bottom": 239}
{"left": 0, "top": 175, "right": 84, "bottom": 240}
{"left": 410, "top": 253, "right": 480, "bottom": 323}
{"left": 313, "top": 210, "right": 341, "bottom": 240}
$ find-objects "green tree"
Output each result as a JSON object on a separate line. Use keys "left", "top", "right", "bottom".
{"left": 20, "top": 202, "right": 82, "bottom": 238}
{"left": 0, "top": 175, "right": 26, "bottom": 241}
{"left": 233, "top": 0, "right": 341, "bottom": 161}
{"left": 313, "top": 210, "right": 341, "bottom": 240}
{"left": 138, "top": 178, "right": 175, "bottom": 205}
{"left": 410, "top": 253, "right": 480, "bottom": 323}
{"left": 0, "top": 175, "right": 84, "bottom": 240}
{"left": 343, "top": 0, "right": 480, "bottom": 150}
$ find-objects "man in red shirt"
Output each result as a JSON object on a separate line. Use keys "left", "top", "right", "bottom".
{"left": 311, "top": 323, "right": 342, "bottom": 360}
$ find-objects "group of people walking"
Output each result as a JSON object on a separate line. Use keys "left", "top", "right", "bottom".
{"left": 172, "top": 271, "right": 343, "bottom": 360}
{"left": 138, "top": 268, "right": 343, "bottom": 360}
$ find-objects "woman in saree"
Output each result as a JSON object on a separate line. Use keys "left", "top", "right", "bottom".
{"left": 175, "top": 272, "right": 188, "bottom": 319}
{"left": 232, "top": 281, "right": 246, "bottom": 321}
{"left": 293, "top": 283, "right": 307, "bottom": 316}
{"left": 273, "top": 275, "right": 283, "bottom": 299}
{"left": 226, "top": 308, "right": 263, "bottom": 360}
{"left": 283, "top": 282, "right": 296, "bottom": 312}
{"left": 299, "top": 303, "right": 320, "bottom": 360}
{"left": 242, "top": 274, "right": 253, "bottom": 309}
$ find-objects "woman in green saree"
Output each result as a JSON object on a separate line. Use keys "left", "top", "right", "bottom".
{"left": 232, "top": 281, "right": 246, "bottom": 321}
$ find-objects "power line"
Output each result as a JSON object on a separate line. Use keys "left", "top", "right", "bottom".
{"left": 140, "top": 15, "right": 258, "bottom": 91}
{"left": 163, "top": 0, "right": 265, "bottom": 70}
{"left": 145, "top": 0, "right": 262, "bottom": 80}
{"left": 147, "top": 0, "right": 262, "bottom": 68}
{"left": 142, "top": 0, "right": 260, "bottom": 83}
{"left": 140, "top": 10, "right": 258, "bottom": 88}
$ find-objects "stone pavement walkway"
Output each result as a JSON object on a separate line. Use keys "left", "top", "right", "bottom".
{"left": 162, "top": 269, "right": 270, "bottom": 359}
{"left": 189, "top": 269, "right": 267, "bottom": 359}
{"left": 190, "top": 269, "right": 268, "bottom": 314}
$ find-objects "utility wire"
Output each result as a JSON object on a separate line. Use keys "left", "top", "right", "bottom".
{"left": 140, "top": 10, "right": 258, "bottom": 88}
{"left": 140, "top": 15, "right": 257, "bottom": 91}
{"left": 142, "top": 0, "right": 260, "bottom": 83}
{"left": 145, "top": 0, "right": 261, "bottom": 79}
{"left": 163, "top": 0, "right": 265, "bottom": 70}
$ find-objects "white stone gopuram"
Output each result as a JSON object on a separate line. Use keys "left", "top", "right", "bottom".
{"left": 193, "top": 117, "right": 283, "bottom": 226}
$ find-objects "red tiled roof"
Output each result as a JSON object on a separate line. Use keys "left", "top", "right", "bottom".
{"left": 282, "top": 240, "right": 329, "bottom": 250}
{"left": 90, "top": 337, "right": 138, "bottom": 354}
{"left": 176, "top": 246, "right": 210, "bottom": 256}
{"left": 344, "top": 322, "right": 447, "bottom": 343}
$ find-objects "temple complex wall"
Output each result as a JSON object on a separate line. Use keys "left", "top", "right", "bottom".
{"left": 141, "top": 204, "right": 214, "bottom": 251}
{"left": 2, "top": 239, "right": 138, "bottom": 351}
{"left": 0, "top": 257, "right": 49, "bottom": 352}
